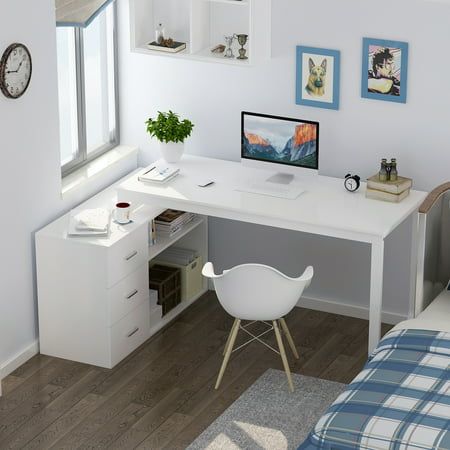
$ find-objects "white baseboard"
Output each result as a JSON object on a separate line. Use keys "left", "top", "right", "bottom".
{"left": 0, "top": 340, "right": 40, "bottom": 396}
{"left": 208, "top": 284, "right": 406, "bottom": 325}
{"left": 298, "top": 295, "right": 407, "bottom": 325}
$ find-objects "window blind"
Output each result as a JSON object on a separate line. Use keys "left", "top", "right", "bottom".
{"left": 56, "top": 0, "right": 115, "bottom": 27}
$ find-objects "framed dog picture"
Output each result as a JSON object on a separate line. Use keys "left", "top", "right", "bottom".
{"left": 361, "top": 38, "right": 409, "bottom": 103}
{"left": 296, "top": 46, "right": 340, "bottom": 110}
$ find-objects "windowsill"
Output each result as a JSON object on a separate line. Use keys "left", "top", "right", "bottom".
{"left": 61, "top": 145, "right": 139, "bottom": 197}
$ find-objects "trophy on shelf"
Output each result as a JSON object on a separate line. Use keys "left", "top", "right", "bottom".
{"left": 234, "top": 34, "right": 249, "bottom": 60}
{"left": 224, "top": 35, "right": 235, "bottom": 58}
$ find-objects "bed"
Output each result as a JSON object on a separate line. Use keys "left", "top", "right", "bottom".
{"left": 299, "top": 184, "right": 450, "bottom": 450}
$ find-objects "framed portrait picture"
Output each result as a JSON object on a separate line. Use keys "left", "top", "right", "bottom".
{"left": 296, "top": 46, "right": 340, "bottom": 110}
{"left": 361, "top": 38, "right": 409, "bottom": 103}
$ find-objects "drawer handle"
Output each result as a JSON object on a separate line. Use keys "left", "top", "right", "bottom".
{"left": 126, "top": 289, "right": 139, "bottom": 300}
{"left": 124, "top": 250, "right": 138, "bottom": 261}
{"left": 127, "top": 327, "right": 139, "bottom": 338}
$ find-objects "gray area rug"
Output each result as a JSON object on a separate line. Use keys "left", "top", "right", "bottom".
{"left": 187, "top": 369, "right": 344, "bottom": 450}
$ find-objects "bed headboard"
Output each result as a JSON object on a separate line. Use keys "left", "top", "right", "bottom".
{"left": 416, "top": 182, "right": 450, "bottom": 315}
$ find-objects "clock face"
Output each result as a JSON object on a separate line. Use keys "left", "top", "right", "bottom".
{"left": 0, "top": 43, "right": 32, "bottom": 99}
{"left": 345, "top": 177, "right": 359, "bottom": 192}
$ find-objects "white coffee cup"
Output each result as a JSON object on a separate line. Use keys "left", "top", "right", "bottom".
{"left": 115, "top": 202, "right": 131, "bottom": 224}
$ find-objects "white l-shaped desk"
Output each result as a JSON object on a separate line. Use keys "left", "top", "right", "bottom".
{"left": 118, "top": 155, "right": 427, "bottom": 353}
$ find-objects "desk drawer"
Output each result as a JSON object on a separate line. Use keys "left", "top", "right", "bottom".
{"left": 108, "top": 264, "right": 149, "bottom": 326}
{"left": 110, "top": 301, "right": 150, "bottom": 367}
{"left": 107, "top": 226, "right": 148, "bottom": 287}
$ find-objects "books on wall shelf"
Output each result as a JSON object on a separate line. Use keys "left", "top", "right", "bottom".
{"left": 154, "top": 209, "right": 196, "bottom": 238}
{"left": 138, "top": 164, "right": 179, "bottom": 184}
{"left": 147, "top": 41, "right": 186, "bottom": 53}
{"left": 366, "top": 175, "right": 412, "bottom": 203}
{"left": 68, "top": 208, "right": 111, "bottom": 237}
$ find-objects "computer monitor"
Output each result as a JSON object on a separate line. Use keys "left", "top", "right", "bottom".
{"left": 241, "top": 111, "right": 319, "bottom": 185}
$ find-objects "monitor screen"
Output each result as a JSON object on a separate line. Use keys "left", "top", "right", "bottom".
{"left": 241, "top": 112, "right": 319, "bottom": 170}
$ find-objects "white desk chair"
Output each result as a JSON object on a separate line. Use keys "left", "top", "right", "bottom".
{"left": 202, "top": 262, "right": 313, "bottom": 392}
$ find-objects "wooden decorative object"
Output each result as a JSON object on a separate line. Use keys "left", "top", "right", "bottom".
{"left": 419, "top": 182, "right": 450, "bottom": 214}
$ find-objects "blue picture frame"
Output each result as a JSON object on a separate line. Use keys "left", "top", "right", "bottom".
{"left": 296, "top": 46, "right": 340, "bottom": 111}
{"left": 361, "top": 38, "right": 409, "bottom": 104}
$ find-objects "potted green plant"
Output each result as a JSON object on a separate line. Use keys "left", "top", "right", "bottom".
{"left": 145, "top": 111, "right": 194, "bottom": 163}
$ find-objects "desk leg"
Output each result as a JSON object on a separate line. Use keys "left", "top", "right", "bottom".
{"left": 369, "top": 239, "right": 384, "bottom": 354}
{"left": 409, "top": 211, "right": 420, "bottom": 318}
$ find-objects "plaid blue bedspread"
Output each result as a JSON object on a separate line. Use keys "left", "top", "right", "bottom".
{"left": 299, "top": 329, "right": 450, "bottom": 449}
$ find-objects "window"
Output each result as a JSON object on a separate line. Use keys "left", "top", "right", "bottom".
{"left": 56, "top": 2, "right": 118, "bottom": 176}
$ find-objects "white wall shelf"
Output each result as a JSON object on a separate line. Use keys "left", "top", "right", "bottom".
{"left": 130, "top": 0, "right": 271, "bottom": 66}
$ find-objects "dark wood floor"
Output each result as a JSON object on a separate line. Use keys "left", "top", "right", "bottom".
{"left": 0, "top": 292, "right": 392, "bottom": 449}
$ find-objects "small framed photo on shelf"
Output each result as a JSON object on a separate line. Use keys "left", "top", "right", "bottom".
{"left": 361, "top": 38, "right": 409, "bottom": 103}
{"left": 296, "top": 46, "right": 340, "bottom": 110}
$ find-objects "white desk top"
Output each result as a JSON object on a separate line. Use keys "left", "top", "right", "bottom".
{"left": 118, "top": 156, "right": 427, "bottom": 243}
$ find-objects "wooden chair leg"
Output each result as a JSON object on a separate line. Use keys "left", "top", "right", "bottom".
{"left": 273, "top": 320, "right": 294, "bottom": 392}
{"left": 280, "top": 318, "right": 299, "bottom": 360}
{"left": 223, "top": 318, "right": 239, "bottom": 356}
{"left": 215, "top": 319, "right": 241, "bottom": 390}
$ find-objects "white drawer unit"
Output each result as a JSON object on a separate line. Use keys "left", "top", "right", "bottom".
{"left": 108, "top": 264, "right": 149, "bottom": 326}
{"left": 36, "top": 170, "right": 209, "bottom": 368}
{"left": 110, "top": 300, "right": 150, "bottom": 367}
{"left": 106, "top": 226, "right": 148, "bottom": 287}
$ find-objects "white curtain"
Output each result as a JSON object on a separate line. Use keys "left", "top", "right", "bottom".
{"left": 56, "top": 0, "right": 115, "bottom": 27}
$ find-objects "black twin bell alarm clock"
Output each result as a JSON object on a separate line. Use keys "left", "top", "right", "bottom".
{"left": 344, "top": 173, "right": 361, "bottom": 192}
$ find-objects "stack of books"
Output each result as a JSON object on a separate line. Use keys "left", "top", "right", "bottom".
{"left": 147, "top": 41, "right": 186, "bottom": 53}
{"left": 366, "top": 175, "right": 412, "bottom": 203}
{"left": 138, "top": 164, "right": 179, "bottom": 184}
{"left": 154, "top": 209, "right": 196, "bottom": 238}
{"left": 68, "top": 208, "right": 111, "bottom": 237}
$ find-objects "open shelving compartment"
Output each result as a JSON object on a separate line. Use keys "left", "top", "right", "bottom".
{"left": 147, "top": 213, "right": 209, "bottom": 335}
{"left": 130, "top": 0, "right": 271, "bottom": 66}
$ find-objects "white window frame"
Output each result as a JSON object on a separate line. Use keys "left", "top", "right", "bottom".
{"left": 59, "top": 3, "right": 119, "bottom": 177}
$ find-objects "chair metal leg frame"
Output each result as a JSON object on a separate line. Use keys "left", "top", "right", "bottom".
{"left": 232, "top": 322, "right": 279, "bottom": 354}
{"left": 279, "top": 318, "right": 300, "bottom": 360}
{"left": 273, "top": 320, "right": 295, "bottom": 392}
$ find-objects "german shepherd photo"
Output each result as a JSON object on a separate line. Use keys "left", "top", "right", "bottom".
{"left": 305, "top": 58, "right": 327, "bottom": 97}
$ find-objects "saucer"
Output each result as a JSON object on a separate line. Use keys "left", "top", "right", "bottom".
{"left": 114, "top": 219, "right": 133, "bottom": 225}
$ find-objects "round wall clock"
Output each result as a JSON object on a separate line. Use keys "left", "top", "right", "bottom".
{"left": 0, "top": 43, "right": 32, "bottom": 99}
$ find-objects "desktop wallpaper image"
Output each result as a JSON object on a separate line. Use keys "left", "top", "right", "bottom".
{"left": 242, "top": 115, "right": 318, "bottom": 169}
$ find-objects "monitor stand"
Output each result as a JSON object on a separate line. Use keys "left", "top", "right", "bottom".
{"left": 266, "top": 172, "right": 295, "bottom": 185}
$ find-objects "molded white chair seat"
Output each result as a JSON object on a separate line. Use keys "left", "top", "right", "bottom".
{"left": 202, "top": 262, "right": 314, "bottom": 392}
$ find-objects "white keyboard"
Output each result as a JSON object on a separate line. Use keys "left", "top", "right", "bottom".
{"left": 238, "top": 183, "right": 306, "bottom": 199}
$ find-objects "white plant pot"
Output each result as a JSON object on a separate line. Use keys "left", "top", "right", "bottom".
{"left": 159, "top": 142, "right": 184, "bottom": 163}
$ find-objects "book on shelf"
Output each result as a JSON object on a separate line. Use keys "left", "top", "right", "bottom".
{"left": 138, "top": 165, "right": 179, "bottom": 184}
{"left": 155, "top": 209, "right": 193, "bottom": 225}
{"left": 366, "top": 187, "right": 410, "bottom": 203}
{"left": 147, "top": 41, "right": 186, "bottom": 53}
{"left": 156, "top": 220, "right": 195, "bottom": 237}
{"left": 148, "top": 219, "right": 157, "bottom": 246}
{"left": 367, "top": 175, "right": 412, "bottom": 194}
{"left": 155, "top": 214, "right": 195, "bottom": 228}
{"left": 154, "top": 210, "right": 196, "bottom": 237}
